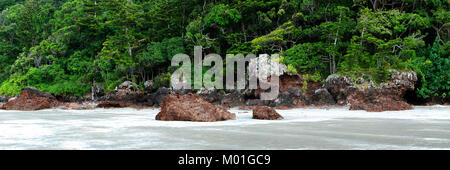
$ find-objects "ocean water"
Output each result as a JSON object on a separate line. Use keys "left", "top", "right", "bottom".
{"left": 0, "top": 106, "right": 449, "bottom": 150}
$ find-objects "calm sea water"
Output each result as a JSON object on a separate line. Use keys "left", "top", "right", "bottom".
{"left": 0, "top": 106, "right": 449, "bottom": 150}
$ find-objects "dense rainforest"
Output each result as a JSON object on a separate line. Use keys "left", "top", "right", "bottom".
{"left": 0, "top": 0, "right": 448, "bottom": 103}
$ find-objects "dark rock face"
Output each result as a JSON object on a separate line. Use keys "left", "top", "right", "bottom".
{"left": 96, "top": 81, "right": 150, "bottom": 108}
{"left": 197, "top": 88, "right": 223, "bottom": 104}
{"left": 60, "top": 96, "right": 81, "bottom": 103}
{"left": 96, "top": 101, "right": 132, "bottom": 108}
{"left": 311, "top": 88, "right": 336, "bottom": 106}
{"left": 324, "top": 74, "right": 353, "bottom": 105}
{"left": 156, "top": 94, "right": 236, "bottom": 122}
{"left": 150, "top": 87, "right": 172, "bottom": 107}
{"left": 172, "top": 89, "right": 194, "bottom": 95}
{"left": 0, "top": 96, "right": 9, "bottom": 103}
{"left": 220, "top": 90, "right": 246, "bottom": 107}
{"left": 275, "top": 88, "right": 308, "bottom": 107}
{"left": 100, "top": 92, "right": 145, "bottom": 102}
{"left": 325, "top": 70, "right": 417, "bottom": 112}
{"left": 3, "top": 87, "right": 59, "bottom": 110}
{"left": 246, "top": 99, "right": 275, "bottom": 107}
{"left": 97, "top": 87, "right": 192, "bottom": 108}
{"left": 252, "top": 106, "right": 283, "bottom": 120}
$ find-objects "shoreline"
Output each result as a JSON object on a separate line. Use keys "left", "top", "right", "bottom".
{"left": 0, "top": 72, "right": 447, "bottom": 112}
{"left": 1, "top": 100, "right": 447, "bottom": 112}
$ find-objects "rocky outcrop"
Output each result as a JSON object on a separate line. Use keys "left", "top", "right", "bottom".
{"left": 0, "top": 96, "right": 8, "bottom": 102}
{"left": 116, "top": 81, "right": 141, "bottom": 96}
{"left": 144, "top": 80, "right": 154, "bottom": 93}
{"left": 279, "top": 75, "right": 303, "bottom": 90}
{"left": 197, "top": 88, "right": 223, "bottom": 104}
{"left": 348, "top": 70, "right": 417, "bottom": 112}
{"left": 312, "top": 88, "right": 336, "bottom": 106}
{"left": 324, "top": 74, "right": 353, "bottom": 105}
{"left": 150, "top": 87, "right": 172, "bottom": 106}
{"left": 275, "top": 87, "right": 308, "bottom": 108}
{"left": 96, "top": 81, "right": 151, "bottom": 108}
{"left": 347, "top": 87, "right": 414, "bottom": 112}
{"left": 3, "top": 87, "right": 59, "bottom": 110}
{"left": 252, "top": 106, "right": 283, "bottom": 120}
{"left": 98, "top": 86, "right": 194, "bottom": 108}
{"left": 156, "top": 94, "right": 236, "bottom": 122}
{"left": 324, "top": 70, "right": 417, "bottom": 112}
{"left": 220, "top": 90, "right": 246, "bottom": 107}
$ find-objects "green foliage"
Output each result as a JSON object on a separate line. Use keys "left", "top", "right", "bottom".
{"left": 410, "top": 38, "right": 450, "bottom": 100}
{"left": 204, "top": 4, "right": 241, "bottom": 26}
{"left": 338, "top": 8, "right": 428, "bottom": 83}
{"left": 0, "top": 73, "right": 23, "bottom": 96}
{"left": 0, "top": 64, "right": 90, "bottom": 97}
{"left": 283, "top": 42, "right": 327, "bottom": 77}
{"left": 152, "top": 72, "right": 172, "bottom": 90}
{"left": 0, "top": 0, "right": 447, "bottom": 103}
{"left": 251, "top": 21, "right": 302, "bottom": 53}
{"left": 286, "top": 64, "right": 298, "bottom": 75}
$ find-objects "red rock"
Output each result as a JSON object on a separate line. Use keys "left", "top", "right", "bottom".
{"left": 3, "top": 87, "right": 59, "bottom": 111}
{"left": 325, "top": 70, "right": 418, "bottom": 112}
{"left": 347, "top": 87, "right": 413, "bottom": 112}
{"left": 156, "top": 94, "right": 236, "bottom": 122}
{"left": 252, "top": 106, "right": 283, "bottom": 120}
{"left": 280, "top": 75, "right": 304, "bottom": 90}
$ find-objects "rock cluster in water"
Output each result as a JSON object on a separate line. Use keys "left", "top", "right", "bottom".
{"left": 252, "top": 106, "right": 283, "bottom": 120}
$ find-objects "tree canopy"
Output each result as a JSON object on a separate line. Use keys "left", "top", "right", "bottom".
{"left": 0, "top": 0, "right": 447, "bottom": 101}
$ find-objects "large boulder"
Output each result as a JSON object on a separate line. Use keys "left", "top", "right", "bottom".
{"left": 150, "top": 87, "right": 172, "bottom": 107}
{"left": 252, "top": 106, "right": 283, "bottom": 120}
{"left": 275, "top": 87, "right": 308, "bottom": 108}
{"left": 347, "top": 86, "right": 414, "bottom": 112}
{"left": 311, "top": 88, "right": 336, "bottom": 106}
{"left": 324, "top": 70, "right": 417, "bottom": 112}
{"left": 3, "top": 87, "right": 59, "bottom": 110}
{"left": 324, "top": 74, "right": 353, "bottom": 105}
{"left": 156, "top": 94, "right": 236, "bottom": 122}
{"left": 347, "top": 70, "right": 417, "bottom": 112}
